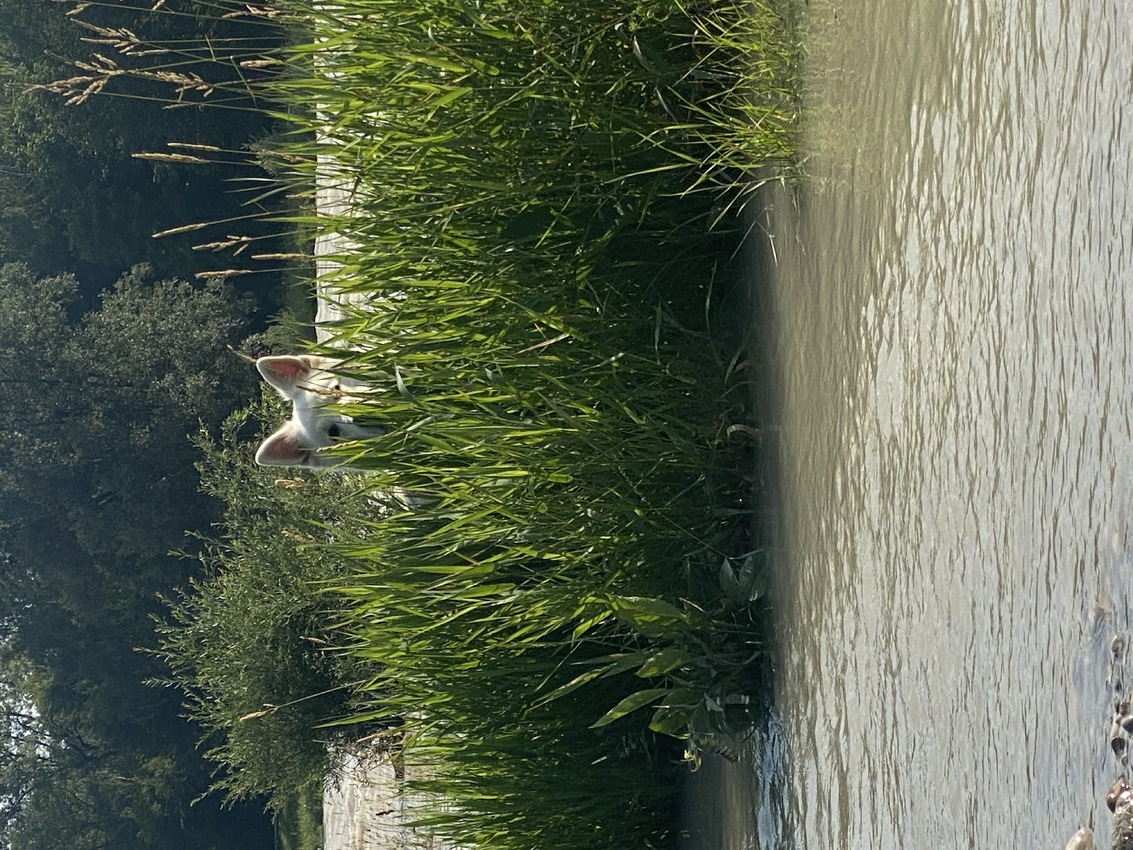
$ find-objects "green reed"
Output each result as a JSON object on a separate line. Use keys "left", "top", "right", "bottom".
{"left": 59, "top": 0, "right": 798, "bottom": 844}
{"left": 256, "top": 1, "right": 793, "bottom": 846}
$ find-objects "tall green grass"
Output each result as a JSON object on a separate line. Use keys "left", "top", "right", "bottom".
{"left": 55, "top": 0, "right": 798, "bottom": 845}
{"left": 263, "top": 2, "right": 793, "bottom": 847}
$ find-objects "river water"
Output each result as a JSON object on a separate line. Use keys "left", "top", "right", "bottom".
{"left": 697, "top": 0, "right": 1133, "bottom": 848}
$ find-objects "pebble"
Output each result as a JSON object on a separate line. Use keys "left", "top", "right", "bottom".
{"left": 1116, "top": 790, "right": 1133, "bottom": 850}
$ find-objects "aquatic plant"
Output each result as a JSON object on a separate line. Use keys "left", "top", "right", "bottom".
{"left": 52, "top": 0, "right": 798, "bottom": 844}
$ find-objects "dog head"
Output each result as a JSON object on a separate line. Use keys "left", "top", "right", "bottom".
{"left": 255, "top": 355, "right": 383, "bottom": 469}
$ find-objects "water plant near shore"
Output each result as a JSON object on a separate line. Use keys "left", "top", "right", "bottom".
{"left": 52, "top": 0, "right": 798, "bottom": 844}
{"left": 275, "top": 3, "right": 790, "bottom": 843}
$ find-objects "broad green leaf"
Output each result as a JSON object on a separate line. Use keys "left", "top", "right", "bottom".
{"left": 636, "top": 647, "right": 693, "bottom": 678}
{"left": 537, "top": 667, "right": 606, "bottom": 704}
{"left": 738, "top": 554, "right": 769, "bottom": 602}
{"left": 538, "top": 650, "right": 652, "bottom": 706}
{"left": 571, "top": 611, "right": 609, "bottom": 641}
{"left": 720, "top": 554, "right": 768, "bottom": 604}
{"left": 590, "top": 688, "right": 670, "bottom": 728}
{"left": 719, "top": 556, "right": 744, "bottom": 603}
{"left": 609, "top": 595, "right": 685, "bottom": 637}
{"left": 649, "top": 704, "right": 691, "bottom": 737}
{"left": 659, "top": 688, "right": 701, "bottom": 710}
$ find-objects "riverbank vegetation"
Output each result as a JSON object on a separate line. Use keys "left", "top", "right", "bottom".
{"left": 236, "top": 2, "right": 793, "bottom": 845}
{"left": 15, "top": 0, "right": 799, "bottom": 848}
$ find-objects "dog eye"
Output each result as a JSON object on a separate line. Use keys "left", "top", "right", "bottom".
{"left": 327, "top": 424, "right": 341, "bottom": 439}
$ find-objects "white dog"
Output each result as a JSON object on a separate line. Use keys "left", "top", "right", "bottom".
{"left": 255, "top": 355, "right": 384, "bottom": 469}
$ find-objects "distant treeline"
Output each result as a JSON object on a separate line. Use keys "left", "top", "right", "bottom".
{"left": 0, "top": 1, "right": 290, "bottom": 848}
{"left": 0, "top": 0, "right": 286, "bottom": 298}
{"left": 0, "top": 262, "right": 274, "bottom": 850}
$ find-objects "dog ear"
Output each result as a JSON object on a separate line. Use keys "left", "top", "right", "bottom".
{"left": 256, "top": 356, "right": 312, "bottom": 397}
{"left": 255, "top": 425, "right": 311, "bottom": 467}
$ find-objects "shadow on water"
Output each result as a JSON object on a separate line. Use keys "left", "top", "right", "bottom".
{"left": 679, "top": 196, "right": 788, "bottom": 850}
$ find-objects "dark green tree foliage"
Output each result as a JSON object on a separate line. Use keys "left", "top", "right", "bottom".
{"left": 156, "top": 400, "right": 372, "bottom": 807}
{"left": 0, "top": 0, "right": 282, "bottom": 291}
{"left": 0, "top": 262, "right": 272, "bottom": 850}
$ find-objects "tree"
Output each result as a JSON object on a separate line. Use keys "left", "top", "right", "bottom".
{"left": 155, "top": 398, "right": 378, "bottom": 808}
{"left": 0, "top": 0, "right": 284, "bottom": 289}
{"left": 0, "top": 261, "right": 272, "bottom": 850}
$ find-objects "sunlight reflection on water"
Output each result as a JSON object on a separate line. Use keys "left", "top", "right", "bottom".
{"left": 691, "top": 1, "right": 1133, "bottom": 848}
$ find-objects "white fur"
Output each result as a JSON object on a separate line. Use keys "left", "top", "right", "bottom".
{"left": 255, "top": 355, "right": 384, "bottom": 469}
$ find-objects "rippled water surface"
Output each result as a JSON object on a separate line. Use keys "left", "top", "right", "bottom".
{"left": 736, "top": 1, "right": 1133, "bottom": 848}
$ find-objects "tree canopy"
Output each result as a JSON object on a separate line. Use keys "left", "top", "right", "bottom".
{"left": 0, "top": 2, "right": 321, "bottom": 845}
{"left": 0, "top": 262, "right": 272, "bottom": 850}
{"left": 0, "top": 0, "right": 285, "bottom": 293}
